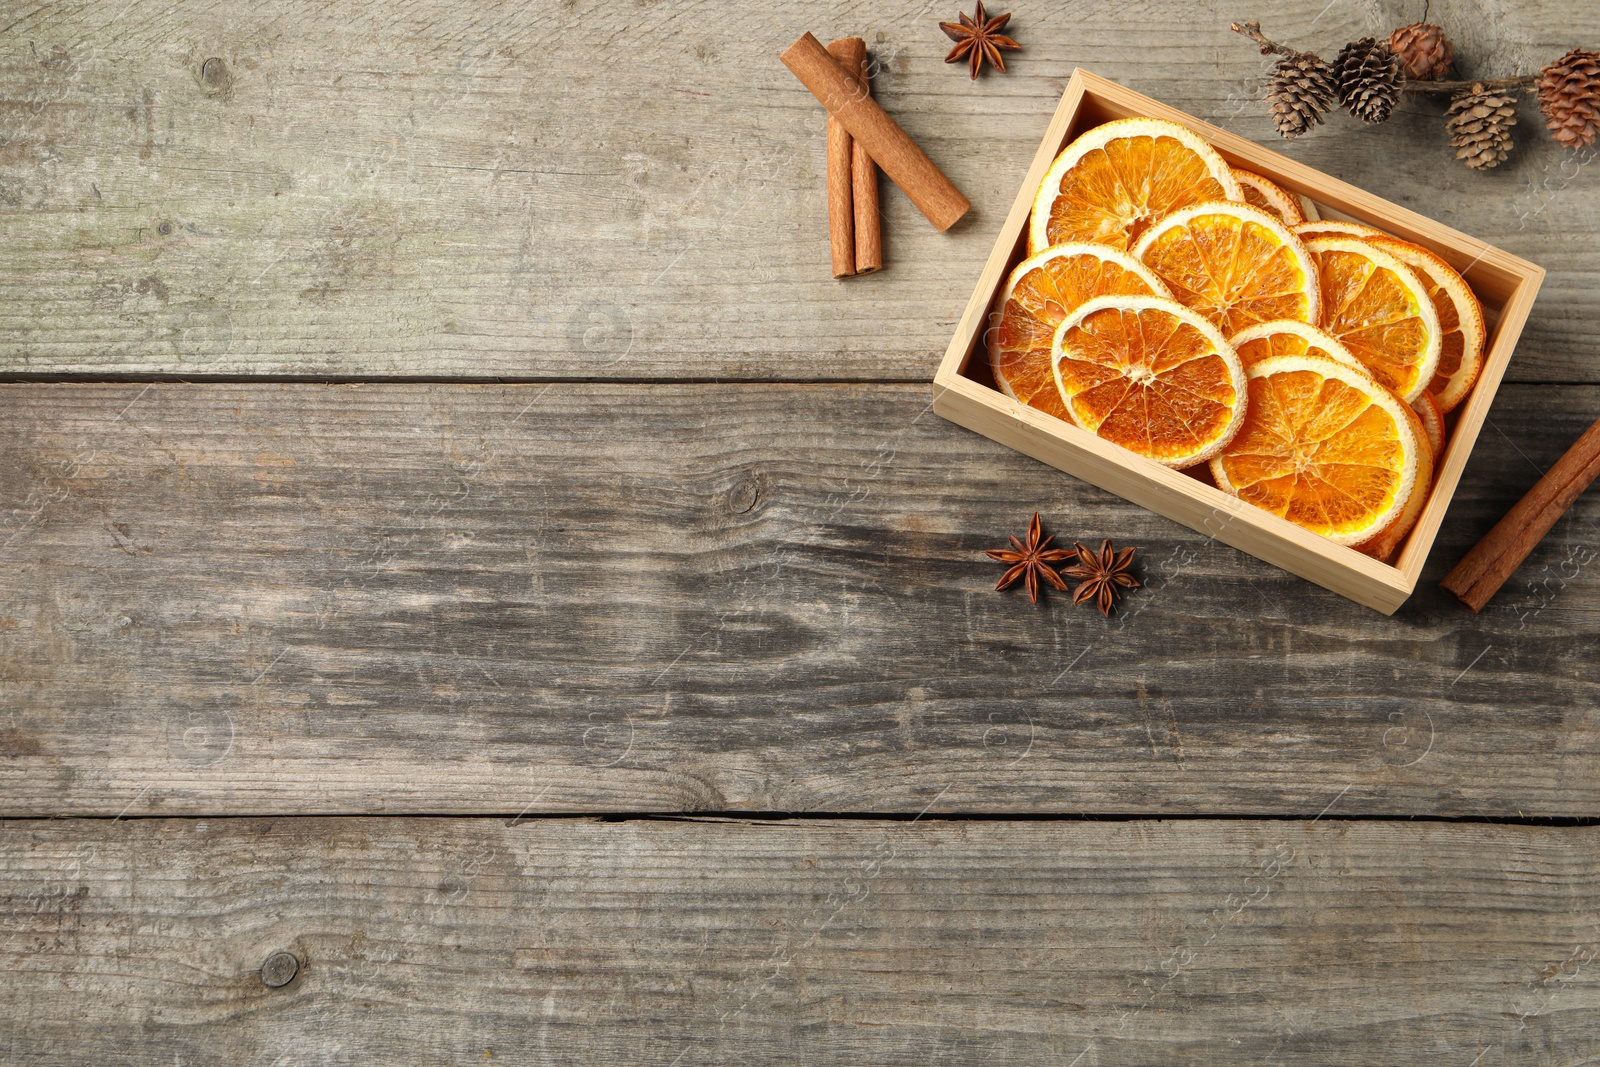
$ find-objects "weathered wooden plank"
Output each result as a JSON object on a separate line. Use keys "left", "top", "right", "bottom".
{"left": 0, "top": 816, "right": 1594, "bottom": 1065}
{"left": 1, "top": 382, "right": 1596, "bottom": 817}
{"left": 0, "top": 0, "right": 1595, "bottom": 382}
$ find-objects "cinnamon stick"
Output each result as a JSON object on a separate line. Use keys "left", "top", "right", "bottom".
{"left": 824, "top": 38, "right": 863, "bottom": 278}
{"left": 781, "top": 32, "right": 970, "bottom": 232}
{"left": 850, "top": 48, "right": 883, "bottom": 275}
{"left": 1440, "top": 413, "right": 1600, "bottom": 610}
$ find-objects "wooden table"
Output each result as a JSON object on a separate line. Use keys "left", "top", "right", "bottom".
{"left": 2, "top": 0, "right": 1597, "bottom": 1061}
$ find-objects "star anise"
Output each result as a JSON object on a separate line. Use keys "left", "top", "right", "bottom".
{"left": 1063, "top": 539, "right": 1140, "bottom": 616}
{"left": 985, "top": 512, "right": 1072, "bottom": 604}
{"left": 940, "top": 2, "right": 1021, "bottom": 79}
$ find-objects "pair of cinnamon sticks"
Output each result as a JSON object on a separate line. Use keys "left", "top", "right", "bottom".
{"left": 781, "top": 32, "right": 971, "bottom": 277}
{"left": 825, "top": 38, "right": 882, "bottom": 277}
{"left": 1441, "top": 412, "right": 1600, "bottom": 611}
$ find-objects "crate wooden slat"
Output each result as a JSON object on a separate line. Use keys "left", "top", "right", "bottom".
{"left": 934, "top": 70, "right": 1545, "bottom": 614}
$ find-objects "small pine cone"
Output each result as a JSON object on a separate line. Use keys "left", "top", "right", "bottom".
{"left": 1387, "top": 22, "right": 1454, "bottom": 81}
{"left": 1334, "top": 37, "right": 1403, "bottom": 124}
{"left": 1446, "top": 83, "right": 1519, "bottom": 170}
{"left": 1266, "top": 51, "right": 1339, "bottom": 138}
{"left": 1536, "top": 48, "right": 1600, "bottom": 149}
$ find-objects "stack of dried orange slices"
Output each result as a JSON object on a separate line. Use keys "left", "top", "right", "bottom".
{"left": 988, "top": 117, "right": 1485, "bottom": 561}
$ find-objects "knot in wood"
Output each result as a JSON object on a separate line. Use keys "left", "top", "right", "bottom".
{"left": 727, "top": 476, "right": 760, "bottom": 514}
{"left": 260, "top": 951, "right": 300, "bottom": 988}
{"left": 199, "top": 57, "right": 232, "bottom": 95}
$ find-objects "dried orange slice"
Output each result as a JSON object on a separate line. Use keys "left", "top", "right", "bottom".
{"left": 1306, "top": 237, "right": 1441, "bottom": 404}
{"left": 1132, "top": 202, "right": 1319, "bottom": 336}
{"left": 1229, "top": 319, "right": 1360, "bottom": 369}
{"left": 1358, "top": 402, "right": 1436, "bottom": 562}
{"left": 1411, "top": 390, "right": 1446, "bottom": 458}
{"left": 1029, "top": 117, "right": 1243, "bottom": 255}
{"left": 1051, "top": 295, "right": 1247, "bottom": 466}
{"left": 1211, "top": 355, "right": 1420, "bottom": 544}
{"left": 988, "top": 244, "right": 1171, "bottom": 418}
{"left": 1232, "top": 168, "right": 1306, "bottom": 224}
{"left": 1294, "top": 219, "right": 1387, "bottom": 242}
{"left": 1366, "top": 236, "right": 1485, "bottom": 413}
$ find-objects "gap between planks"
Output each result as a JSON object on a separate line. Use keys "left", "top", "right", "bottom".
{"left": 3, "top": 811, "right": 1596, "bottom": 826}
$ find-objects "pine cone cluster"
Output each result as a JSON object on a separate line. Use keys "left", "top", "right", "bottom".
{"left": 1240, "top": 19, "right": 1600, "bottom": 173}
{"left": 1447, "top": 83, "right": 1519, "bottom": 170}
{"left": 1334, "top": 37, "right": 1403, "bottom": 123}
{"left": 1266, "top": 52, "right": 1338, "bottom": 138}
{"left": 1389, "top": 22, "right": 1454, "bottom": 81}
{"left": 1537, "top": 48, "right": 1600, "bottom": 148}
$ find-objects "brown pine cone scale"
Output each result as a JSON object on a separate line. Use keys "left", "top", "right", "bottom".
{"left": 1446, "top": 83, "right": 1519, "bottom": 170}
{"left": 1388, "top": 22, "right": 1454, "bottom": 81}
{"left": 1267, "top": 51, "right": 1338, "bottom": 139}
{"left": 1537, "top": 48, "right": 1600, "bottom": 149}
{"left": 1334, "top": 37, "right": 1403, "bottom": 124}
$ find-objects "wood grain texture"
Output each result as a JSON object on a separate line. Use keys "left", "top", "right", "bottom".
{"left": 1, "top": 816, "right": 1595, "bottom": 1065}
{"left": 3, "top": 0, "right": 1598, "bottom": 1052}
{"left": 2, "top": 382, "right": 1597, "bottom": 818}
{"left": 0, "top": 0, "right": 1594, "bottom": 381}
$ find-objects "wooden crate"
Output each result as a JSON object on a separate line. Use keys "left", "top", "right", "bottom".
{"left": 933, "top": 70, "right": 1545, "bottom": 614}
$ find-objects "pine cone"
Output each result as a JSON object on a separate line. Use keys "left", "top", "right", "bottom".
{"left": 1387, "top": 22, "right": 1454, "bottom": 81}
{"left": 1334, "top": 37, "right": 1403, "bottom": 124}
{"left": 1536, "top": 48, "right": 1600, "bottom": 149}
{"left": 1446, "top": 83, "right": 1519, "bottom": 170}
{"left": 1266, "top": 51, "right": 1338, "bottom": 138}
